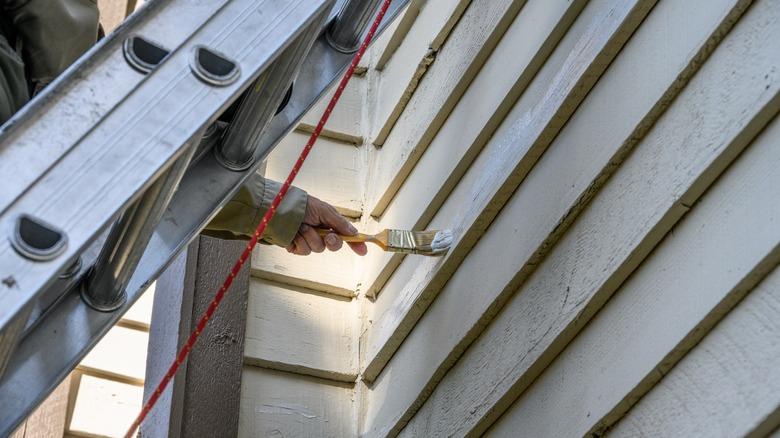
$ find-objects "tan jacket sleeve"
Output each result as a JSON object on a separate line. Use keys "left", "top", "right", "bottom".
{"left": 203, "top": 173, "right": 308, "bottom": 247}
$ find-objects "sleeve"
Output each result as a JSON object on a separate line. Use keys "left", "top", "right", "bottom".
{"left": 203, "top": 173, "right": 308, "bottom": 247}
{"left": 3, "top": 0, "right": 99, "bottom": 88}
{"left": 0, "top": 33, "right": 28, "bottom": 124}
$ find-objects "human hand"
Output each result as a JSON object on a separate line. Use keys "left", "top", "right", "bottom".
{"left": 286, "top": 196, "right": 368, "bottom": 256}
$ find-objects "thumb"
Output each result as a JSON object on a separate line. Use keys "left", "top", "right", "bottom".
{"left": 321, "top": 205, "right": 357, "bottom": 236}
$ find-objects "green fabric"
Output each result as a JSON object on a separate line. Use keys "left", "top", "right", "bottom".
{"left": 3, "top": 0, "right": 99, "bottom": 88}
{"left": 204, "top": 173, "right": 308, "bottom": 247}
{"left": 0, "top": 33, "right": 27, "bottom": 123}
{"left": 0, "top": 0, "right": 99, "bottom": 123}
{"left": 0, "top": 0, "right": 308, "bottom": 246}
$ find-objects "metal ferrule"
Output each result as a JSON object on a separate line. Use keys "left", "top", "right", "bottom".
{"left": 386, "top": 230, "right": 430, "bottom": 255}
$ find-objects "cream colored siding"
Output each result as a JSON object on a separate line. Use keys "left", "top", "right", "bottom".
{"left": 240, "top": 367, "right": 356, "bottom": 438}
{"left": 239, "top": 48, "right": 369, "bottom": 437}
{"left": 239, "top": 0, "right": 780, "bottom": 436}
{"left": 245, "top": 279, "right": 359, "bottom": 382}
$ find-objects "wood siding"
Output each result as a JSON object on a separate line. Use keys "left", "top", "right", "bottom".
{"left": 239, "top": 0, "right": 780, "bottom": 436}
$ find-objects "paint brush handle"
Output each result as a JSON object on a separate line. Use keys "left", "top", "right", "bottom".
{"left": 315, "top": 228, "right": 376, "bottom": 243}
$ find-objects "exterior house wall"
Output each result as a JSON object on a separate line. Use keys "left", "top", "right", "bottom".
{"left": 240, "top": 0, "right": 780, "bottom": 437}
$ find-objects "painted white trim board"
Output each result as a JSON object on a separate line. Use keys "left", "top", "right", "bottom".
{"left": 361, "top": 0, "right": 657, "bottom": 384}
{"left": 608, "top": 266, "right": 780, "bottom": 438}
{"left": 244, "top": 278, "right": 358, "bottom": 382}
{"left": 366, "top": 0, "right": 528, "bottom": 216}
{"left": 361, "top": 0, "right": 751, "bottom": 434}
{"left": 488, "top": 86, "right": 780, "bottom": 438}
{"left": 239, "top": 367, "right": 356, "bottom": 438}
{"left": 398, "top": 1, "right": 780, "bottom": 434}
{"left": 357, "top": 0, "right": 587, "bottom": 299}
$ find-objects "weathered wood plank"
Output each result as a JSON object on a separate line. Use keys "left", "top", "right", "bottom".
{"left": 369, "top": 0, "right": 472, "bottom": 146}
{"left": 398, "top": 1, "right": 779, "bottom": 435}
{"left": 265, "top": 131, "right": 363, "bottom": 218}
{"left": 366, "top": 0, "right": 528, "bottom": 216}
{"left": 239, "top": 367, "right": 355, "bottom": 438}
{"left": 361, "top": 0, "right": 658, "bottom": 383}
{"left": 68, "top": 375, "right": 143, "bottom": 437}
{"left": 374, "top": 0, "right": 421, "bottom": 70}
{"left": 118, "top": 282, "right": 154, "bottom": 331}
{"left": 141, "top": 244, "right": 198, "bottom": 438}
{"left": 79, "top": 325, "right": 148, "bottom": 385}
{"left": 361, "top": 0, "right": 749, "bottom": 433}
{"left": 251, "top": 242, "right": 360, "bottom": 298}
{"left": 357, "top": 0, "right": 588, "bottom": 299}
{"left": 487, "top": 102, "right": 780, "bottom": 438}
{"left": 244, "top": 279, "right": 358, "bottom": 382}
{"left": 601, "top": 266, "right": 780, "bottom": 438}
{"left": 15, "top": 376, "right": 70, "bottom": 438}
{"left": 299, "top": 76, "right": 364, "bottom": 144}
{"left": 185, "top": 238, "right": 250, "bottom": 438}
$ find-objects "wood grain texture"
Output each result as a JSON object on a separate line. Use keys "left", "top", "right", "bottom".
{"left": 244, "top": 278, "right": 358, "bottom": 382}
{"left": 369, "top": 0, "right": 472, "bottom": 146}
{"left": 239, "top": 367, "right": 355, "bottom": 438}
{"left": 361, "top": 0, "right": 657, "bottom": 384}
{"left": 606, "top": 267, "right": 780, "bottom": 438}
{"left": 361, "top": 0, "right": 747, "bottom": 433}
{"left": 183, "top": 238, "right": 249, "bottom": 438}
{"left": 119, "top": 283, "right": 154, "bottom": 331}
{"left": 9, "top": 423, "right": 23, "bottom": 438}
{"left": 299, "top": 77, "right": 364, "bottom": 145}
{"left": 374, "top": 0, "right": 422, "bottom": 70}
{"left": 251, "top": 243, "right": 360, "bottom": 297}
{"left": 357, "top": 0, "right": 587, "bottom": 299}
{"left": 69, "top": 375, "right": 143, "bottom": 437}
{"left": 79, "top": 326, "right": 148, "bottom": 385}
{"left": 265, "top": 132, "right": 363, "bottom": 218}
{"left": 488, "top": 91, "right": 780, "bottom": 438}
{"left": 398, "top": 1, "right": 780, "bottom": 435}
{"left": 367, "top": 0, "right": 528, "bottom": 216}
{"left": 142, "top": 243, "right": 198, "bottom": 438}
{"left": 13, "top": 376, "right": 70, "bottom": 438}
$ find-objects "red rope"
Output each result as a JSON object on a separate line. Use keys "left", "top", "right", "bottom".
{"left": 124, "top": 2, "right": 392, "bottom": 436}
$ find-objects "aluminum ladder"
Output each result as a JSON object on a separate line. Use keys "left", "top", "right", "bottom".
{"left": 0, "top": 0, "right": 407, "bottom": 434}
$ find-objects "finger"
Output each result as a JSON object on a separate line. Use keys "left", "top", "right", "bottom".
{"left": 347, "top": 242, "right": 368, "bottom": 256}
{"left": 300, "top": 224, "right": 325, "bottom": 253}
{"left": 292, "top": 233, "right": 311, "bottom": 256}
{"left": 320, "top": 204, "right": 358, "bottom": 236}
{"left": 324, "top": 232, "right": 343, "bottom": 252}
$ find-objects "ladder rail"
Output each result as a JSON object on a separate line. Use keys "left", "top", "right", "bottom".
{"left": 0, "top": 1, "right": 409, "bottom": 434}
{"left": 0, "top": 0, "right": 231, "bottom": 214}
{"left": 0, "top": 0, "right": 233, "bottom": 399}
{"left": 0, "top": 0, "right": 332, "bottom": 375}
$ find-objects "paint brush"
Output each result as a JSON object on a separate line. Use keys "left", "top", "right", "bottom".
{"left": 316, "top": 228, "right": 453, "bottom": 256}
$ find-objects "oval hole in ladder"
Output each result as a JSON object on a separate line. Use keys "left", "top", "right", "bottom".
{"left": 191, "top": 46, "right": 240, "bottom": 86}
{"left": 10, "top": 214, "right": 68, "bottom": 261}
{"left": 123, "top": 36, "right": 170, "bottom": 74}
